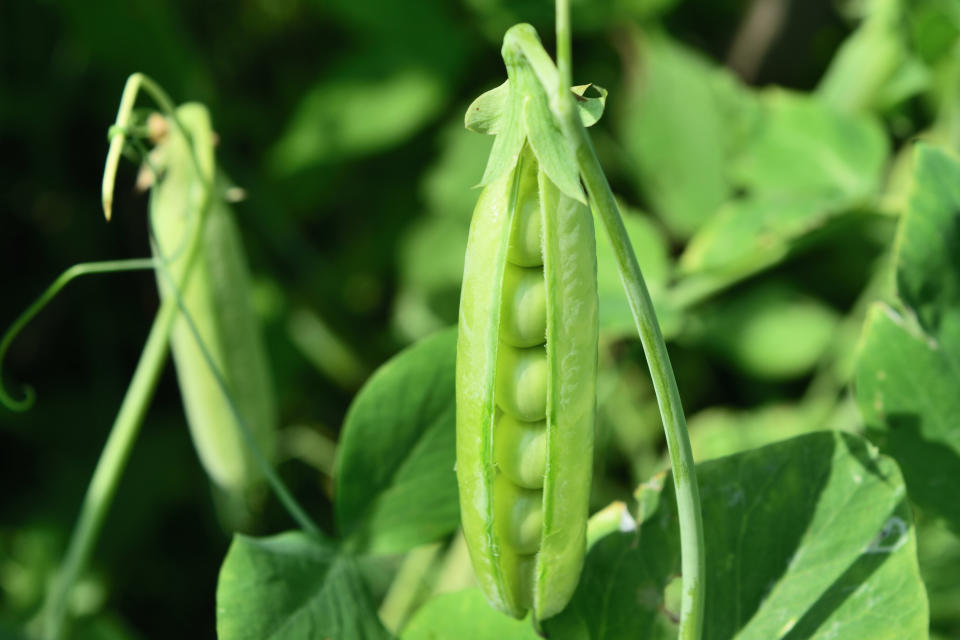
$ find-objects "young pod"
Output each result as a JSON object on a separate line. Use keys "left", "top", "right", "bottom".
{"left": 456, "top": 145, "right": 598, "bottom": 620}
{"left": 149, "top": 104, "right": 277, "bottom": 495}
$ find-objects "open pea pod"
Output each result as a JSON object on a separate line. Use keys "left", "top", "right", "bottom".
{"left": 457, "top": 27, "right": 599, "bottom": 619}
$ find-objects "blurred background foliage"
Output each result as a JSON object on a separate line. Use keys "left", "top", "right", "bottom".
{"left": 1, "top": 0, "right": 959, "bottom": 637}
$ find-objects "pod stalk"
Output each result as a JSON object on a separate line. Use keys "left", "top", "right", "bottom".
{"left": 552, "top": 4, "right": 707, "bottom": 638}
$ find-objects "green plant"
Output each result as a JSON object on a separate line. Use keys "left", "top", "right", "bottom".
{"left": 4, "top": 0, "right": 960, "bottom": 638}
{"left": 1, "top": 74, "right": 317, "bottom": 640}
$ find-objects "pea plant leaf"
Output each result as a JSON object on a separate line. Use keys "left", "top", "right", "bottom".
{"left": 617, "top": 30, "right": 756, "bottom": 238}
{"left": 401, "top": 590, "right": 540, "bottom": 639}
{"left": 335, "top": 327, "right": 460, "bottom": 554}
{"left": 855, "top": 144, "right": 960, "bottom": 532}
{"left": 679, "top": 90, "right": 888, "bottom": 287}
{"left": 268, "top": 61, "right": 447, "bottom": 176}
{"left": 545, "top": 431, "right": 928, "bottom": 640}
{"left": 816, "top": 0, "right": 914, "bottom": 113}
{"left": 680, "top": 281, "right": 840, "bottom": 380}
{"left": 216, "top": 531, "right": 390, "bottom": 640}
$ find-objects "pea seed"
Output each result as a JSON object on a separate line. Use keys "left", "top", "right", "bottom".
{"left": 495, "top": 344, "right": 547, "bottom": 421}
{"left": 499, "top": 265, "right": 547, "bottom": 348}
{"left": 495, "top": 476, "right": 543, "bottom": 554}
{"left": 507, "top": 157, "right": 543, "bottom": 267}
{"left": 495, "top": 412, "right": 547, "bottom": 489}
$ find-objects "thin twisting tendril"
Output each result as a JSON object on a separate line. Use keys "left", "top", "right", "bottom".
{"left": 0, "top": 259, "right": 157, "bottom": 412}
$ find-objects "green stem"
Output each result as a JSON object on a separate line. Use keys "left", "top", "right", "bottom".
{"left": 378, "top": 543, "right": 443, "bottom": 633}
{"left": 578, "top": 124, "right": 706, "bottom": 640}
{"left": 39, "top": 289, "right": 180, "bottom": 640}
{"left": 552, "top": 6, "right": 706, "bottom": 639}
{"left": 287, "top": 308, "right": 368, "bottom": 390}
{"left": 430, "top": 529, "right": 475, "bottom": 596}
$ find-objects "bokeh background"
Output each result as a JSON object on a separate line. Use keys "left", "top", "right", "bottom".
{"left": 2, "top": 0, "right": 959, "bottom": 637}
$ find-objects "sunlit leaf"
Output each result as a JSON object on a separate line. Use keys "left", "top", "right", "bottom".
{"left": 546, "top": 432, "right": 927, "bottom": 639}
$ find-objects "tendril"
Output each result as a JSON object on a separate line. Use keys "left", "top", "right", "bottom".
{"left": 0, "top": 259, "right": 157, "bottom": 412}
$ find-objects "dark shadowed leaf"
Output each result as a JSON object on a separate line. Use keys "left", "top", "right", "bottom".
{"left": 856, "top": 144, "right": 960, "bottom": 532}
{"left": 335, "top": 328, "right": 459, "bottom": 554}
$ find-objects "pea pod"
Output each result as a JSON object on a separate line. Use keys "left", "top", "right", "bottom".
{"left": 150, "top": 104, "right": 277, "bottom": 494}
{"left": 456, "top": 143, "right": 598, "bottom": 620}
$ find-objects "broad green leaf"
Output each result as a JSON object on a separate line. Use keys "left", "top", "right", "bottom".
{"left": 728, "top": 90, "right": 887, "bottom": 198}
{"left": 679, "top": 192, "right": 823, "bottom": 281}
{"left": 681, "top": 282, "right": 840, "bottom": 380}
{"left": 269, "top": 64, "right": 445, "bottom": 175}
{"left": 816, "top": 0, "right": 911, "bottom": 113}
{"left": 681, "top": 90, "right": 888, "bottom": 278}
{"left": 216, "top": 532, "right": 390, "bottom": 640}
{"left": 545, "top": 431, "right": 927, "bottom": 639}
{"left": 855, "top": 144, "right": 960, "bottom": 532}
{"left": 909, "top": 0, "right": 960, "bottom": 63}
{"left": 401, "top": 590, "right": 539, "bottom": 639}
{"left": 335, "top": 328, "right": 459, "bottom": 554}
{"left": 689, "top": 402, "right": 829, "bottom": 462}
{"left": 618, "top": 30, "right": 754, "bottom": 238}
{"left": 857, "top": 305, "right": 960, "bottom": 529}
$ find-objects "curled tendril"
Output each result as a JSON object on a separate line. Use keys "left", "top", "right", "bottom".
{"left": 0, "top": 259, "right": 157, "bottom": 412}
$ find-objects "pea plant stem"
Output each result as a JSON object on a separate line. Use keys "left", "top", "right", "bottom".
{"left": 573, "top": 128, "right": 706, "bottom": 640}
{"left": 378, "top": 542, "right": 443, "bottom": 633}
{"left": 39, "top": 284, "right": 180, "bottom": 640}
{"left": 553, "top": 3, "right": 706, "bottom": 638}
